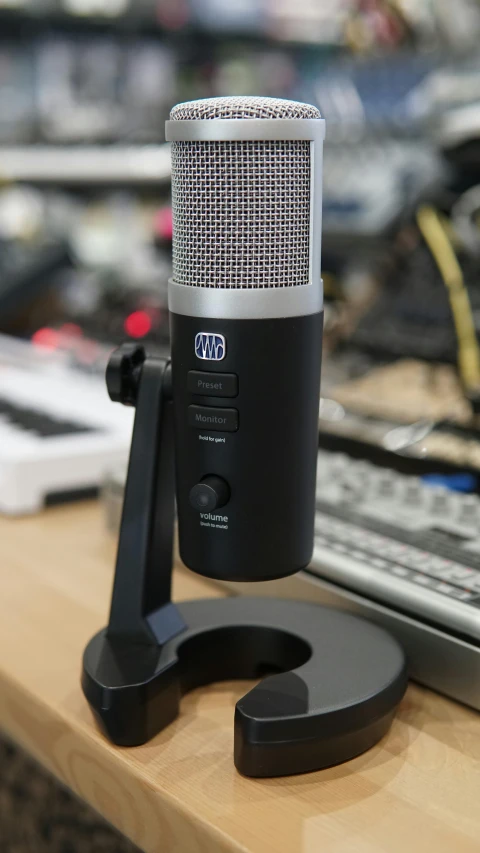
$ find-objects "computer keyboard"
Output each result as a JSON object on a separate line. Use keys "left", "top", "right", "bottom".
{"left": 225, "top": 449, "right": 480, "bottom": 711}
{"left": 314, "top": 497, "right": 480, "bottom": 640}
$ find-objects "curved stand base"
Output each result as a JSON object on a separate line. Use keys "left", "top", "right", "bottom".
{"left": 83, "top": 597, "right": 407, "bottom": 777}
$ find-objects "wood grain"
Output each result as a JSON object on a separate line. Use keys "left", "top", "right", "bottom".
{"left": 0, "top": 502, "right": 479, "bottom": 853}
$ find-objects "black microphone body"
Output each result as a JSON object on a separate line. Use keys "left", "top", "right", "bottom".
{"left": 166, "top": 96, "right": 325, "bottom": 582}
{"left": 171, "top": 312, "right": 323, "bottom": 581}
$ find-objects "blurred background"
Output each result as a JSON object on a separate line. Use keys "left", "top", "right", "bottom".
{"left": 1, "top": 0, "right": 480, "bottom": 512}
{"left": 1, "top": 4, "right": 480, "bottom": 849}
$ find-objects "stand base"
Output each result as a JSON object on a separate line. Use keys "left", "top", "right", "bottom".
{"left": 82, "top": 598, "right": 407, "bottom": 777}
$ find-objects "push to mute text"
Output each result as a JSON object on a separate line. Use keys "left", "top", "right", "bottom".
{"left": 200, "top": 511, "right": 229, "bottom": 530}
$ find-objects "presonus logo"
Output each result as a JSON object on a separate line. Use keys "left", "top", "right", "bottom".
{"left": 195, "top": 332, "right": 226, "bottom": 361}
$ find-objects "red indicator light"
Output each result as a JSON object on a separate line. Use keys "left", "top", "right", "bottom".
{"left": 124, "top": 310, "right": 152, "bottom": 339}
{"left": 31, "top": 328, "right": 60, "bottom": 350}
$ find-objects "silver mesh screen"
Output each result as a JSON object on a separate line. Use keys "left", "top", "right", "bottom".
{"left": 170, "top": 97, "right": 320, "bottom": 289}
{"left": 170, "top": 96, "right": 321, "bottom": 121}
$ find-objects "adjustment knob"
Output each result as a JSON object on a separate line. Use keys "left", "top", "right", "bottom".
{"left": 189, "top": 476, "right": 230, "bottom": 512}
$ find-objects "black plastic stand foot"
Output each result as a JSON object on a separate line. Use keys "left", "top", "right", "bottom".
{"left": 83, "top": 596, "right": 406, "bottom": 777}
{"left": 82, "top": 346, "right": 407, "bottom": 777}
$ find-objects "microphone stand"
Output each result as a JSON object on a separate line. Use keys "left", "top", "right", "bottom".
{"left": 82, "top": 344, "right": 407, "bottom": 777}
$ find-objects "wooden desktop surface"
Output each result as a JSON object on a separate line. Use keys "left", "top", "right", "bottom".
{"left": 0, "top": 501, "right": 479, "bottom": 853}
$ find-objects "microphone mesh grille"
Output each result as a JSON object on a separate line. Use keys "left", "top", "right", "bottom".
{"left": 170, "top": 97, "right": 320, "bottom": 290}
{"left": 170, "top": 96, "right": 321, "bottom": 122}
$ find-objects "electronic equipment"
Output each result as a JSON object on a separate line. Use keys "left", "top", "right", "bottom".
{"left": 166, "top": 96, "right": 324, "bottom": 583}
{"left": 0, "top": 184, "right": 172, "bottom": 345}
{"left": 322, "top": 141, "right": 443, "bottom": 239}
{"left": 319, "top": 358, "right": 480, "bottom": 473}
{"left": 351, "top": 206, "right": 480, "bottom": 372}
{"left": 312, "top": 450, "right": 480, "bottom": 636}
{"left": 0, "top": 238, "right": 71, "bottom": 330}
{"left": 226, "top": 448, "right": 480, "bottom": 711}
{"left": 82, "top": 98, "right": 406, "bottom": 778}
{"left": 59, "top": 279, "right": 171, "bottom": 350}
{"left": 0, "top": 335, "right": 133, "bottom": 514}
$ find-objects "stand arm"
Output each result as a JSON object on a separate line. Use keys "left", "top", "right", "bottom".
{"left": 106, "top": 346, "right": 184, "bottom": 646}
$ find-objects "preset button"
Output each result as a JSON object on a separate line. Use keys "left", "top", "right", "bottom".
{"left": 188, "top": 405, "right": 238, "bottom": 432}
{"left": 188, "top": 371, "right": 238, "bottom": 398}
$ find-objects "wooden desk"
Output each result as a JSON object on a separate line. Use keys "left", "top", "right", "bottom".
{"left": 0, "top": 502, "right": 479, "bottom": 853}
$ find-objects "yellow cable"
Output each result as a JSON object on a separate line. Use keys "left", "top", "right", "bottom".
{"left": 416, "top": 204, "right": 480, "bottom": 394}
{"left": 323, "top": 272, "right": 341, "bottom": 298}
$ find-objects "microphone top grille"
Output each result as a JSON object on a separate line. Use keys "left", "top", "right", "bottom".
{"left": 169, "top": 96, "right": 321, "bottom": 122}
{"left": 170, "top": 96, "right": 321, "bottom": 290}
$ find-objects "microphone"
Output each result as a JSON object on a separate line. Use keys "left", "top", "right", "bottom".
{"left": 165, "top": 96, "right": 325, "bottom": 582}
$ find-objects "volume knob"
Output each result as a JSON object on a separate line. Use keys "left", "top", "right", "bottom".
{"left": 189, "top": 476, "right": 230, "bottom": 512}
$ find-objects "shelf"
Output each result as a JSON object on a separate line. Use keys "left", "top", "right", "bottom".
{"left": 0, "top": 144, "right": 171, "bottom": 185}
{"left": 0, "top": 5, "right": 344, "bottom": 48}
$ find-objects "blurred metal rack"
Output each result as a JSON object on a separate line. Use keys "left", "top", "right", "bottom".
{"left": 0, "top": 2, "right": 347, "bottom": 47}
{"left": 0, "top": 144, "right": 171, "bottom": 185}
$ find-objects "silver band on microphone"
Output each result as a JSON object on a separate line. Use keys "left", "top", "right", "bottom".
{"left": 165, "top": 118, "right": 325, "bottom": 144}
{"left": 168, "top": 278, "right": 324, "bottom": 320}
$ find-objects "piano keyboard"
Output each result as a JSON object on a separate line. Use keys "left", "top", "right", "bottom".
{"left": 0, "top": 336, "right": 133, "bottom": 514}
